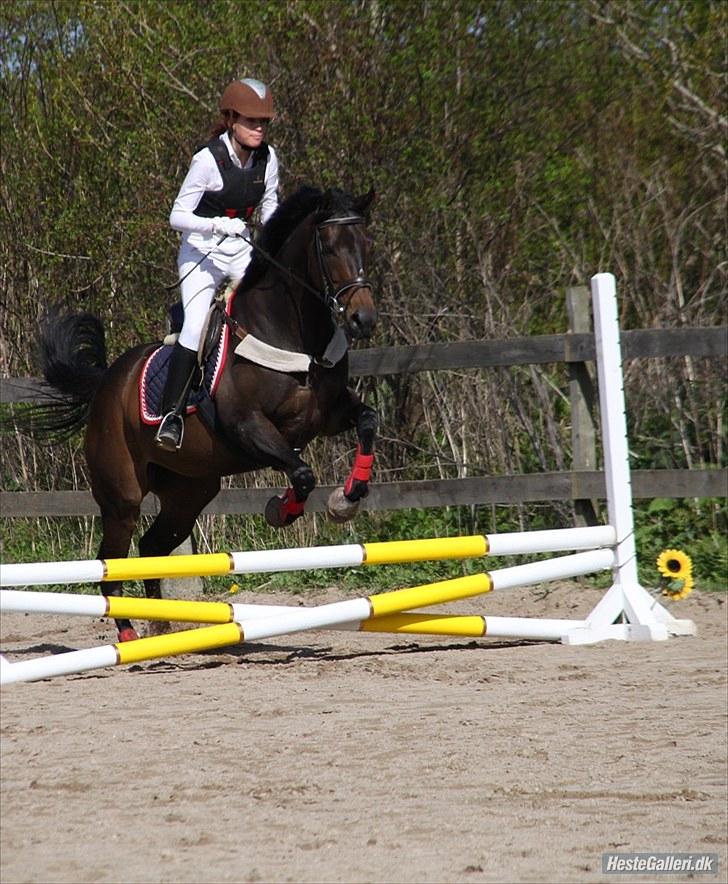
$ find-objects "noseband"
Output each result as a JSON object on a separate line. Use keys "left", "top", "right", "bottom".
{"left": 315, "top": 216, "right": 373, "bottom": 315}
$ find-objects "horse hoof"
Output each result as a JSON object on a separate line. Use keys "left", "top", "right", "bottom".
{"left": 265, "top": 496, "right": 285, "bottom": 527}
{"left": 117, "top": 627, "right": 139, "bottom": 643}
{"left": 326, "top": 487, "right": 360, "bottom": 523}
{"left": 265, "top": 495, "right": 304, "bottom": 528}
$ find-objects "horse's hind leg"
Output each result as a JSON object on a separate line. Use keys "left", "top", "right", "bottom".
{"left": 95, "top": 497, "right": 142, "bottom": 642}
{"left": 86, "top": 381, "right": 148, "bottom": 641}
{"left": 138, "top": 470, "right": 220, "bottom": 623}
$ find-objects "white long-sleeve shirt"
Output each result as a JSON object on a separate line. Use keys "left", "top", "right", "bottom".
{"left": 169, "top": 131, "right": 279, "bottom": 257}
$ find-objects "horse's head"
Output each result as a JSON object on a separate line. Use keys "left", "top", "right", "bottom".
{"left": 313, "top": 189, "right": 377, "bottom": 341}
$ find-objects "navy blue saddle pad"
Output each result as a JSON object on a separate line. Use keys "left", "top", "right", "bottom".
{"left": 139, "top": 324, "right": 230, "bottom": 425}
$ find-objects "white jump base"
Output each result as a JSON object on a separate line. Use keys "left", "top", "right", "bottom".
{"left": 0, "top": 274, "right": 696, "bottom": 685}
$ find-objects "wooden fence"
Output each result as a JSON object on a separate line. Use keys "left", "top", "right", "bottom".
{"left": 2, "top": 288, "right": 726, "bottom": 520}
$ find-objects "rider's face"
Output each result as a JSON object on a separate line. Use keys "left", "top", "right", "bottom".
{"left": 231, "top": 113, "right": 269, "bottom": 151}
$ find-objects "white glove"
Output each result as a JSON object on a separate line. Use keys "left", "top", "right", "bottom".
{"left": 211, "top": 216, "right": 247, "bottom": 238}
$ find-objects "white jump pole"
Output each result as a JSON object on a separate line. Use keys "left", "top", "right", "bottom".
{"left": 563, "top": 274, "right": 696, "bottom": 644}
{"left": 0, "top": 526, "right": 617, "bottom": 588}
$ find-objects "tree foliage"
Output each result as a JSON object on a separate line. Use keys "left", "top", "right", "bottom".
{"left": 1, "top": 0, "right": 725, "bottom": 544}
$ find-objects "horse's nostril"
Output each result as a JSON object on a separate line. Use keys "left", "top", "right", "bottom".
{"left": 350, "top": 310, "right": 375, "bottom": 339}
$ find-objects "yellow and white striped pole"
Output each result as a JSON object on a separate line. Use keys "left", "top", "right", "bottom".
{"left": 1, "top": 548, "right": 614, "bottom": 626}
{"left": 0, "top": 527, "right": 617, "bottom": 587}
{"left": 0, "top": 591, "right": 236, "bottom": 623}
{"left": 359, "top": 613, "right": 589, "bottom": 640}
{"left": 1, "top": 549, "right": 613, "bottom": 684}
{"left": 1, "top": 572, "right": 490, "bottom": 684}
{"left": 0, "top": 591, "right": 589, "bottom": 640}
{"left": 0, "top": 594, "right": 589, "bottom": 640}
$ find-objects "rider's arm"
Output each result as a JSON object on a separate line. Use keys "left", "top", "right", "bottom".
{"left": 169, "top": 151, "right": 221, "bottom": 235}
{"left": 259, "top": 145, "right": 279, "bottom": 225}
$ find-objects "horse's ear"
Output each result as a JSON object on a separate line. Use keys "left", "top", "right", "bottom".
{"left": 354, "top": 188, "right": 375, "bottom": 217}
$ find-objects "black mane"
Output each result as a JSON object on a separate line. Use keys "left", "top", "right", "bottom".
{"left": 239, "top": 186, "right": 360, "bottom": 290}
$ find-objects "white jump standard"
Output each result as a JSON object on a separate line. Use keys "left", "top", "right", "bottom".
{"left": 565, "top": 274, "right": 695, "bottom": 644}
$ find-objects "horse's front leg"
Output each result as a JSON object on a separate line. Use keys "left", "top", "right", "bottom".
{"left": 343, "top": 402, "right": 377, "bottom": 502}
{"left": 230, "top": 412, "right": 316, "bottom": 528}
{"left": 325, "top": 394, "right": 378, "bottom": 523}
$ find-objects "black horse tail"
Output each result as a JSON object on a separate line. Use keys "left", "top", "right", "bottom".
{"left": 6, "top": 312, "right": 108, "bottom": 443}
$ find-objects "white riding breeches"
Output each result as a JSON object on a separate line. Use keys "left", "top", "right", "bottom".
{"left": 176, "top": 237, "right": 253, "bottom": 351}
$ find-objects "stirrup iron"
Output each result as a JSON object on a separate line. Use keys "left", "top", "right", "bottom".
{"left": 155, "top": 412, "right": 185, "bottom": 451}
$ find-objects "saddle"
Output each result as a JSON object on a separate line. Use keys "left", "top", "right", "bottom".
{"left": 140, "top": 279, "right": 351, "bottom": 428}
{"left": 139, "top": 296, "right": 231, "bottom": 429}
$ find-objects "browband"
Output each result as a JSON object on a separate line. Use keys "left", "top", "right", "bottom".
{"left": 317, "top": 215, "right": 365, "bottom": 228}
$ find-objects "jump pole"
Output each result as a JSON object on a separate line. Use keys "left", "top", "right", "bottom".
{"left": 0, "top": 593, "right": 590, "bottom": 641}
{"left": 1, "top": 548, "right": 612, "bottom": 623}
{"left": 0, "top": 526, "right": 617, "bottom": 588}
{"left": 0, "top": 595, "right": 591, "bottom": 641}
{"left": 0, "top": 549, "right": 613, "bottom": 684}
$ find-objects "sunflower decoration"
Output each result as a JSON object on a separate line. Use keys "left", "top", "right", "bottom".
{"left": 656, "top": 549, "right": 694, "bottom": 601}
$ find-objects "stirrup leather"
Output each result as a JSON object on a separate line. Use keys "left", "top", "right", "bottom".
{"left": 155, "top": 412, "right": 185, "bottom": 451}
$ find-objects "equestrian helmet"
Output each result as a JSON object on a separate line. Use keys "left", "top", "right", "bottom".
{"left": 220, "top": 78, "right": 275, "bottom": 119}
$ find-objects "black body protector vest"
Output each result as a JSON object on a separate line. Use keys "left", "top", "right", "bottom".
{"left": 193, "top": 138, "right": 269, "bottom": 221}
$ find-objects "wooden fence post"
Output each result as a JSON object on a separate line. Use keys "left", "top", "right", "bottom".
{"left": 566, "top": 286, "right": 599, "bottom": 526}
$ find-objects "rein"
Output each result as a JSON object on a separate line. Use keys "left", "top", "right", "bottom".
{"left": 163, "top": 235, "right": 228, "bottom": 291}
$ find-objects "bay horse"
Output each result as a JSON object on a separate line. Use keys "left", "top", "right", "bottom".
{"left": 28, "top": 186, "right": 378, "bottom": 641}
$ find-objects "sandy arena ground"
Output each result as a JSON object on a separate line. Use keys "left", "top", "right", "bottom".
{"left": 1, "top": 582, "right": 726, "bottom": 884}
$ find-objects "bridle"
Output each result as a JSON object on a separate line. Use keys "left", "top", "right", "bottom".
{"left": 314, "top": 215, "right": 374, "bottom": 315}
{"left": 216, "top": 210, "right": 374, "bottom": 322}
{"left": 219, "top": 210, "right": 374, "bottom": 366}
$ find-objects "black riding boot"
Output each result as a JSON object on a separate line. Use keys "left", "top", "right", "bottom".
{"left": 155, "top": 343, "right": 198, "bottom": 451}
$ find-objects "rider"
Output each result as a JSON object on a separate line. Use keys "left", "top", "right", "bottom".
{"left": 156, "top": 77, "right": 279, "bottom": 451}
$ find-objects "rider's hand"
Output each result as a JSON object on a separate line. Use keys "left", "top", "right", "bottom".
{"left": 211, "top": 216, "right": 247, "bottom": 238}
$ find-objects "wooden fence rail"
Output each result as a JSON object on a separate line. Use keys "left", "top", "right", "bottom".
{"left": 1, "top": 469, "right": 723, "bottom": 518}
{"left": 1, "top": 326, "right": 725, "bottom": 403}
{"left": 2, "top": 292, "right": 726, "bottom": 517}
